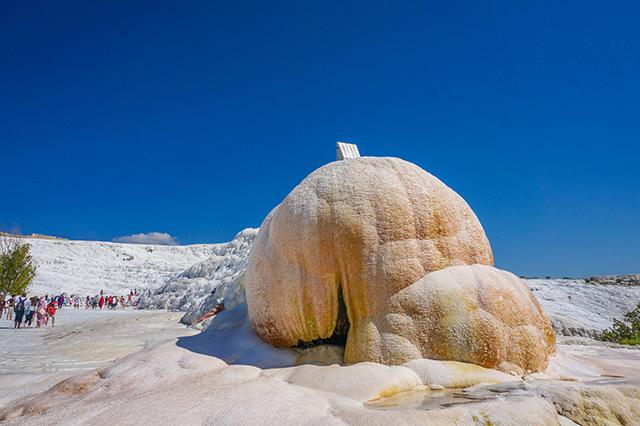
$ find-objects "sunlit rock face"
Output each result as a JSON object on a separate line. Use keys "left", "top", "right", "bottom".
{"left": 373, "top": 264, "right": 556, "bottom": 371}
{"left": 245, "top": 157, "right": 553, "bottom": 371}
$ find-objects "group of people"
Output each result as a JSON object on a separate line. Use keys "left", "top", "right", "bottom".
{"left": 0, "top": 294, "right": 59, "bottom": 329}
{"left": 86, "top": 290, "right": 141, "bottom": 310}
{"left": 1, "top": 289, "right": 147, "bottom": 329}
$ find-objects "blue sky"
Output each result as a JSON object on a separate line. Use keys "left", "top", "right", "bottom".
{"left": 1, "top": 1, "right": 639, "bottom": 277}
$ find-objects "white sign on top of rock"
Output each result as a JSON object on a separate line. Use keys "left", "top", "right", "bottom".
{"left": 336, "top": 141, "right": 360, "bottom": 160}
{"left": 245, "top": 145, "right": 555, "bottom": 373}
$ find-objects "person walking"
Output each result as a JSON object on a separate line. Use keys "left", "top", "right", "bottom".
{"left": 14, "top": 294, "right": 25, "bottom": 329}
{"left": 47, "top": 300, "right": 57, "bottom": 327}
{"left": 36, "top": 297, "right": 47, "bottom": 328}
{"left": 25, "top": 296, "right": 36, "bottom": 327}
{"left": 6, "top": 296, "right": 14, "bottom": 321}
{"left": 21, "top": 295, "right": 31, "bottom": 327}
{"left": 98, "top": 295, "right": 105, "bottom": 310}
{"left": 0, "top": 294, "right": 4, "bottom": 319}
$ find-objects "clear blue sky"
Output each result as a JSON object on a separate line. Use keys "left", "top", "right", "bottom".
{"left": 2, "top": 1, "right": 639, "bottom": 277}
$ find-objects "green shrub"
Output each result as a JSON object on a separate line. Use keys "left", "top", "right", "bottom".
{"left": 598, "top": 304, "right": 640, "bottom": 345}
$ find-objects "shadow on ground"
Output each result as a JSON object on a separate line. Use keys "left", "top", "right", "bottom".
{"left": 177, "top": 305, "right": 344, "bottom": 369}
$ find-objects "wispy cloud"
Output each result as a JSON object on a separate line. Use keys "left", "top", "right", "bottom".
{"left": 114, "top": 232, "right": 178, "bottom": 245}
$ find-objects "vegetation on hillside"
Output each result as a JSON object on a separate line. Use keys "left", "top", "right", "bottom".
{"left": 598, "top": 303, "right": 640, "bottom": 345}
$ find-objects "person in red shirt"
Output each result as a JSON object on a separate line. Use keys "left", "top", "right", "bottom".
{"left": 98, "top": 295, "right": 105, "bottom": 310}
{"left": 47, "top": 300, "right": 57, "bottom": 327}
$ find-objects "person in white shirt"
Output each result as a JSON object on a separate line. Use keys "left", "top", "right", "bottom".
{"left": 23, "top": 296, "right": 33, "bottom": 327}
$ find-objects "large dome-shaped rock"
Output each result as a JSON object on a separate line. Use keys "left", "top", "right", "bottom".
{"left": 245, "top": 157, "right": 505, "bottom": 360}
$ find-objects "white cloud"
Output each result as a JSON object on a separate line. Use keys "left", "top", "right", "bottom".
{"left": 114, "top": 232, "right": 178, "bottom": 246}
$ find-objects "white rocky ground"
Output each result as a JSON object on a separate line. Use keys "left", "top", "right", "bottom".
{"left": 0, "top": 309, "right": 195, "bottom": 408}
{"left": 6, "top": 233, "right": 639, "bottom": 424}
{"left": 1, "top": 305, "right": 639, "bottom": 425}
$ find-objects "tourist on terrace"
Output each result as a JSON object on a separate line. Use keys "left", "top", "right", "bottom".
{"left": 13, "top": 294, "right": 25, "bottom": 329}
{"left": 25, "top": 296, "right": 36, "bottom": 327}
{"left": 46, "top": 300, "right": 57, "bottom": 327}
{"left": 36, "top": 297, "right": 47, "bottom": 327}
{"left": 5, "top": 296, "right": 14, "bottom": 321}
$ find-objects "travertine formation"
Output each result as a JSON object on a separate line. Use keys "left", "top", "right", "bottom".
{"left": 245, "top": 156, "right": 555, "bottom": 371}
{"left": 373, "top": 265, "right": 556, "bottom": 371}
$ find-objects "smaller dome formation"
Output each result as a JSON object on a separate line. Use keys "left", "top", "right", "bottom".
{"left": 245, "top": 155, "right": 555, "bottom": 372}
{"left": 369, "top": 264, "right": 556, "bottom": 371}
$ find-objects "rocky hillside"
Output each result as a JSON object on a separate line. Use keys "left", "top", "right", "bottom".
{"left": 526, "top": 277, "right": 640, "bottom": 338}
{"left": 138, "top": 228, "right": 257, "bottom": 324}
{"left": 23, "top": 234, "right": 245, "bottom": 297}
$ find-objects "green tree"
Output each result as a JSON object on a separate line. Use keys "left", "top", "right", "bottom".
{"left": 0, "top": 234, "right": 38, "bottom": 296}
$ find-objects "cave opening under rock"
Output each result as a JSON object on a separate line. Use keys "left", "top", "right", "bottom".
{"left": 296, "top": 286, "right": 350, "bottom": 349}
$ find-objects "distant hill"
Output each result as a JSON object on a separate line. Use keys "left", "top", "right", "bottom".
{"left": 585, "top": 275, "right": 640, "bottom": 286}
{"left": 0, "top": 232, "right": 67, "bottom": 241}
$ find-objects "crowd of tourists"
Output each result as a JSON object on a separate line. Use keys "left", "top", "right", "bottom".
{"left": 0, "top": 294, "right": 60, "bottom": 329}
{"left": 0, "top": 289, "right": 147, "bottom": 329}
{"left": 84, "top": 289, "right": 144, "bottom": 310}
